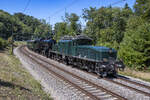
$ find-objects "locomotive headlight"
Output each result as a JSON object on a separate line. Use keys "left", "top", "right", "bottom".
{"left": 117, "top": 64, "right": 122, "bottom": 67}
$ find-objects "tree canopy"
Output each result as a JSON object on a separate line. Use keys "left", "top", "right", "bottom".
{"left": 0, "top": 0, "right": 150, "bottom": 70}
{"left": 0, "top": 10, "right": 52, "bottom": 41}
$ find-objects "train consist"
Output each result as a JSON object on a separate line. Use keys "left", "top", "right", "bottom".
{"left": 27, "top": 35, "right": 125, "bottom": 77}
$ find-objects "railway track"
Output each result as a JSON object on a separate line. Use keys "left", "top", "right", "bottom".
{"left": 117, "top": 76, "right": 150, "bottom": 90}
{"left": 81, "top": 69, "right": 150, "bottom": 98}
{"left": 20, "top": 46, "right": 126, "bottom": 100}
{"left": 64, "top": 58, "right": 150, "bottom": 98}
{"left": 59, "top": 53, "right": 150, "bottom": 97}
{"left": 103, "top": 78, "right": 150, "bottom": 97}
{"left": 83, "top": 66, "right": 150, "bottom": 97}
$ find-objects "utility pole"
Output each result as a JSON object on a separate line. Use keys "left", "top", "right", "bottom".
{"left": 48, "top": 17, "right": 51, "bottom": 38}
{"left": 65, "top": 8, "right": 67, "bottom": 18}
{"left": 64, "top": 8, "right": 67, "bottom": 23}
{"left": 48, "top": 17, "right": 51, "bottom": 25}
{"left": 11, "top": 22, "right": 14, "bottom": 55}
{"left": 65, "top": 8, "right": 66, "bottom": 14}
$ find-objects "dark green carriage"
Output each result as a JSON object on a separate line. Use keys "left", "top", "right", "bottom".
{"left": 27, "top": 38, "right": 56, "bottom": 54}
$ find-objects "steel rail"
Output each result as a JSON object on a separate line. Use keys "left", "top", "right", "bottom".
{"left": 22, "top": 46, "right": 127, "bottom": 100}
{"left": 20, "top": 46, "right": 100, "bottom": 100}
{"left": 117, "top": 76, "right": 150, "bottom": 90}
{"left": 103, "top": 78, "right": 150, "bottom": 97}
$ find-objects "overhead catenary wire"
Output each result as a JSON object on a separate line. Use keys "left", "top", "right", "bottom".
{"left": 81, "top": 0, "right": 127, "bottom": 30}
{"left": 23, "top": 0, "right": 31, "bottom": 13}
{"left": 46, "top": 0, "right": 79, "bottom": 22}
{"left": 111, "top": 0, "right": 126, "bottom": 6}
{"left": 47, "top": 0, "right": 127, "bottom": 27}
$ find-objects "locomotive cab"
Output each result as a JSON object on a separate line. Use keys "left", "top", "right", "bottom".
{"left": 73, "top": 35, "right": 93, "bottom": 46}
{"left": 72, "top": 35, "right": 125, "bottom": 77}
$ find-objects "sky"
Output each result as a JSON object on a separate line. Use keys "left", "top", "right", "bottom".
{"left": 0, "top": 0, "right": 136, "bottom": 26}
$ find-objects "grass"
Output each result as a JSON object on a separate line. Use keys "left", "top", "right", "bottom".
{"left": 14, "top": 41, "right": 27, "bottom": 47}
{"left": 119, "top": 67, "right": 150, "bottom": 82}
{"left": 0, "top": 48, "right": 53, "bottom": 100}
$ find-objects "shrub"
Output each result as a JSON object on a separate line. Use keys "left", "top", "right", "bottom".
{"left": 0, "top": 37, "right": 8, "bottom": 49}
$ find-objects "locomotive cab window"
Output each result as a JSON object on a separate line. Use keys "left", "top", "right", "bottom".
{"left": 76, "top": 39, "right": 92, "bottom": 45}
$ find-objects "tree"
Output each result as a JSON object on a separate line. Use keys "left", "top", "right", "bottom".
{"left": 54, "top": 22, "right": 68, "bottom": 41}
{"left": 14, "top": 13, "right": 52, "bottom": 40}
{"left": 83, "top": 6, "right": 129, "bottom": 46}
{"left": 65, "top": 13, "right": 81, "bottom": 35}
{"left": 82, "top": 7, "right": 97, "bottom": 43}
{"left": 119, "top": 16, "right": 150, "bottom": 69}
{"left": 0, "top": 10, "right": 14, "bottom": 39}
{"left": 134, "top": 0, "right": 150, "bottom": 19}
{"left": 122, "top": 3, "right": 133, "bottom": 18}
{"left": 14, "top": 13, "right": 41, "bottom": 33}
{"left": 34, "top": 24, "right": 52, "bottom": 38}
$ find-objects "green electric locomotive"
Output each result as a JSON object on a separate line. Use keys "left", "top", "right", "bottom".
{"left": 27, "top": 35, "right": 125, "bottom": 77}
{"left": 49, "top": 35, "right": 125, "bottom": 77}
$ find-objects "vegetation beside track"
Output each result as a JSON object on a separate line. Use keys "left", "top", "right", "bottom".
{"left": 119, "top": 68, "right": 150, "bottom": 82}
{"left": 0, "top": 48, "right": 53, "bottom": 100}
{"left": 14, "top": 41, "right": 27, "bottom": 47}
{"left": 0, "top": 37, "right": 8, "bottom": 50}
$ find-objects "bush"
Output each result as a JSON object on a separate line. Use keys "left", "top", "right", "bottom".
{"left": 0, "top": 37, "right": 8, "bottom": 50}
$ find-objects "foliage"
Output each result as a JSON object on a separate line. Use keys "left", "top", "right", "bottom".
{"left": 0, "top": 37, "right": 8, "bottom": 49}
{"left": 83, "top": 5, "right": 132, "bottom": 46}
{"left": 119, "top": 16, "right": 150, "bottom": 69}
{"left": 14, "top": 13, "right": 53, "bottom": 40}
{"left": 54, "top": 13, "right": 81, "bottom": 41}
{"left": 134, "top": 0, "right": 150, "bottom": 20}
{"left": 0, "top": 10, "right": 52, "bottom": 41}
{"left": 65, "top": 13, "right": 81, "bottom": 35}
{"left": 54, "top": 22, "right": 69, "bottom": 41}
{"left": 34, "top": 24, "right": 52, "bottom": 39}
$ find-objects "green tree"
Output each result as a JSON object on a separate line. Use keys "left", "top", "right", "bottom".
{"left": 54, "top": 22, "right": 68, "bottom": 41}
{"left": 14, "top": 13, "right": 41, "bottom": 33}
{"left": 65, "top": 13, "right": 81, "bottom": 35}
{"left": 82, "top": 7, "right": 97, "bottom": 43}
{"left": 0, "top": 10, "right": 14, "bottom": 39}
{"left": 34, "top": 24, "right": 52, "bottom": 38}
{"left": 119, "top": 16, "right": 150, "bottom": 69}
{"left": 134, "top": 0, "right": 150, "bottom": 19}
{"left": 83, "top": 6, "right": 130, "bottom": 46}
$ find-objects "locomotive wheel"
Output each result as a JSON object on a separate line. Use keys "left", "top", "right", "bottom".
{"left": 95, "top": 66, "right": 100, "bottom": 75}
{"left": 87, "top": 68, "right": 92, "bottom": 72}
{"left": 100, "top": 72, "right": 107, "bottom": 78}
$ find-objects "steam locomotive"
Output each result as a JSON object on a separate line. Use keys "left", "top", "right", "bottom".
{"left": 27, "top": 35, "right": 125, "bottom": 77}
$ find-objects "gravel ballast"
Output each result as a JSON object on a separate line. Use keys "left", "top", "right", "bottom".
{"left": 14, "top": 47, "right": 88, "bottom": 100}
{"left": 15, "top": 46, "right": 150, "bottom": 100}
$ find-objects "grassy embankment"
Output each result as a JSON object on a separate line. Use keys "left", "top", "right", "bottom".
{"left": 0, "top": 41, "right": 53, "bottom": 100}
{"left": 119, "top": 68, "right": 150, "bottom": 82}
